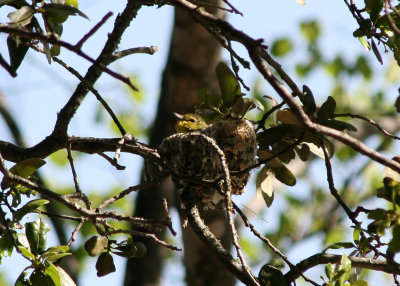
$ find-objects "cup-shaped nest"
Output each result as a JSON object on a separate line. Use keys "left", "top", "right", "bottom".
{"left": 159, "top": 119, "right": 257, "bottom": 209}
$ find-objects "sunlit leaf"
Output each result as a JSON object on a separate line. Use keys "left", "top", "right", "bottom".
{"left": 13, "top": 199, "right": 49, "bottom": 221}
{"left": 84, "top": 236, "right": 108, "bottom": 257}
{"left": 358, "top": 37, "right": 370, "bottom": 51}
{"left": 25, "top": 219, "right": 51, "bottom": 255}
{"left": 44, "top": 261, "right": 61, "bottom": 286}
{"left": 56, "top": 266, "right": 77, "bottom": 286}
{"left": 256, "top": 166, "right": 274, "bottom": 207}
{"left": 1, "top": 158, "right": 46, "bottom": 190}
{"left": 7, "top": 6, "right": 34, "bottom": 26}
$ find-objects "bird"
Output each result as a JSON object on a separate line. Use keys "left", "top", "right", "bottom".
{"left": 173, "top": 113, "right": 208, "bottom": 133}
{"left": 159, "top": 112, "right": 257, "bottom": 209}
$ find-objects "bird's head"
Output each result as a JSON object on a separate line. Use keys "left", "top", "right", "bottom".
{"left": 174, "top": 113, "right": 208, "bottom": 133}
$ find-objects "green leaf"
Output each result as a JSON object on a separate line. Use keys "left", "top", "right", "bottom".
{"left": 96, "top": 252, "right": 116, "bottom": 277}
{"left": 13, "top": 199, "right": 49, "bottom": 221}
{"left": 25, "top": 219, "right": 51, "bottom": 255}
{"left": 7, "top": 6, "right": 34, "bottom": 26}
{"left": 44, "top": 261, "right": 61, "bottom": 286}
{"left": 323, "top": 242, "right": 355, "bottom": 253}
{"left": 199, "top": 88, "right": 222, "bottom": 109}
{"left": 300, "top": 20, "right": 320, "bottom": 43}
{"left": 325, "top": 263, "right": 335, "bottom": 280}
{"left": 319, "top": 119, "right": 357, "bottom": 132}
{"left": 371, "top": 39, "right": 383, "bottom": 65}
{"left": 15, "top": 271, "right": 32, "bottom": 286}
{"left": 30, "top": 270, "right": 56, "bottom": 286}
{"left": 334, "top": 254, "right": 352, "bottom": 285}
{"left": 17, "top": 245, "right": 35, "bottom": 260}
{"left": 258, "top": 264, "right": 290, "bottom": 286}
{"left": 0, "top": 231, "right": 15, "bottom": 256}
{"left": 295, "top": 144, "right": 310, "bottom": 161}
{"left": 276, "top": 110, "right": 302, "bottom": 126}
{"left": 302, "top": 85, "right": 316, "bottom": 114}
{"left": 275, "top": 141, "right": 296, "bottom": 164}
{"left": 215, "top": 62, "right": 241, "bottom": 108}
{"left": 273, "top": 164, "right": 296, "bottom": 186}
{"left": 41, "top": 250, "right": 71, "bottom": 262}
{"left": 257, "top": 125, "right": 293, "bottom": 147}
{"left": 388, "top": 225, "right": 400, "bottom": 252}
{"left": 84, "top": 236, "right": 108, "bottom": 257}
{"left": 358, "top": 37, "right": 370, "bottom": 51}
{"left": 56, "top": 266, "right": 77, "bottom": 286}
{"left": 1, "top": 158, "right": 46, "bottom": 190}
{"left": 351, "top": 280, "right": 370, "bottom": 286}
{"left": 43, "top": 3, "right": 89, "bottom": 19}
{"left": 7, "top": 35, "right": 29, "bottom": 74}
{"left": 270, "top": 38, "right": 292, "bottom": 57}
{"left": 1, "top": 0, "right": 27, "bottom": 8}
{"left": 256, "top": 166, "right": 274, "bottom": 207}
{"left": 364, "top": 0, "right": 383, "bottom": 23}
{"left": 353, "top": 228, "right": 361, "bottom": 244}
{"left": 317, "top": 96, "right": 336, "bottom": 120}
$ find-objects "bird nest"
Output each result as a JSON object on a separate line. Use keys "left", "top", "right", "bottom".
{"left": 159, "top": 119, "right": 257, "bottom": 209}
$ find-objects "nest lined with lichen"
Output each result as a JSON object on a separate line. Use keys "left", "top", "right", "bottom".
{"left": 159, "top": 118, "right": 257, "bottom": 209}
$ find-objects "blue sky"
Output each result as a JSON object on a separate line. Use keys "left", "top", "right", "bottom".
{"left": 0, "top": 0, "right": 397, "bottom": 285}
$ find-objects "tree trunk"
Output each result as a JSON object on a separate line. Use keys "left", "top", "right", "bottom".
{"left": 124, "top": 1, "right": 235, "bottom": 286}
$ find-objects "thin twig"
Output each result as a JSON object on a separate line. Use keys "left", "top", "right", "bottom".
{"left": 67, "top": 218, "right": 86, "bottom": 246}
{"left": 228, "top": 39, "right": 250, "bottom": 91}
{"left": 285, "top": 253, "right": 400, "bottom": 281}
{"left": 321, "top": 142, "right": 359, "bottom": 226}
{"left": 233, "top": 202, "right": 319, "bottom": 286}
{"left": 110, "top": 46, "right": 158, "bottom": 62}
{"left": 75, "top": 12, "right": 114, "bottom": 49}
{"left": 114, "top": 133, "right": 135, "bottom": 163}
{"left": 105, "top": 229, "right": 181, "bottom": 251}
{"left": 162, "top": 198, "right": 177, "bottom": 236}
{"left": 67, "top": 141, "right": 82, "bottom": 194}
{"left": 222, "top": 0, "right": 243, "bottom": 16}
{"left": 334, "top": 113, "right": 400, "bottom": 140}
{"left": 97, "top": 152, "right": 126, "bottom": 170}
{"left": 51, "top": 55, "right": 127, "bottom": 135}
{"left": 0, "top": 25, "right": 138, "bottom": 91}
{"left": 98, "top": 182, "right": 159, "bottom": 210}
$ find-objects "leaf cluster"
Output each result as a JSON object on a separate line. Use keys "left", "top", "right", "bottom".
{"left": 1, "top": 0, "right": 88, "bottom": 74}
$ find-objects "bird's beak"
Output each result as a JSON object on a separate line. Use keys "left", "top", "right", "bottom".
{"left": 173, "top": 112, "right": 183, "bottom": 121}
